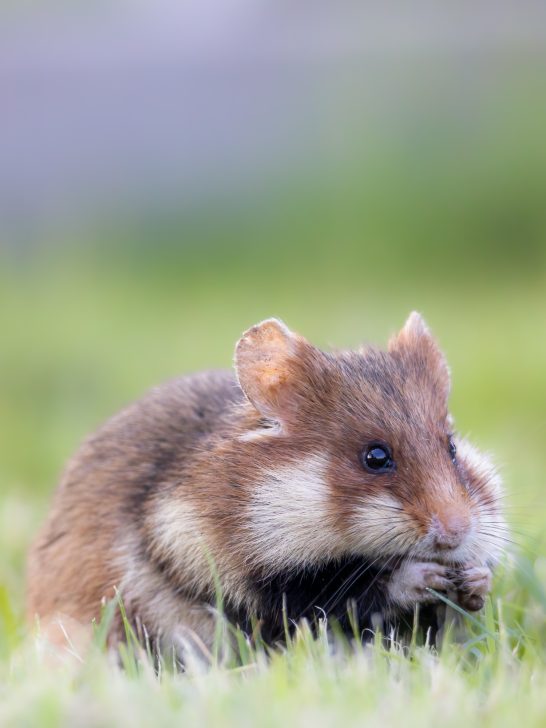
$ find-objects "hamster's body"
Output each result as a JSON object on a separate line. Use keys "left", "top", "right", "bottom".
{"left": 27, "top": 315, "right": 506, "bottom": 660}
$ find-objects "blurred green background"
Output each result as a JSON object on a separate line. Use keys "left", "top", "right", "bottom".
{"left": 1, "top": 3, "right": 546, "bottom": 625}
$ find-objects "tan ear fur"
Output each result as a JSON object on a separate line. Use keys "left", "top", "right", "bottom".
{"left": 234, "top": 318, "right": 303, "bottom": 419}
{"left": 388, "top": 311, "right": 451, "bottom": 399}
{"left": 393, "top": 311, "right": 430, "bottom": 344}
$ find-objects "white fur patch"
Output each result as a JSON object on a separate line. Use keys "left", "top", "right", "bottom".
{"left": 146, "top": 498, "right": 211, "bottom": 595}
{"left": 113, "top": 530, "right": 221, "bottom": 663}
{"left": 245, "top": 454, "right": 341, "bottom": 574}
{"left": 237, "top": 422, "right": 282, "bottom": 442}
{"left": 457, "top": 440, "right": 503, "bottom": 498}
{"left": 347, "top": 493, "right": 417, "bottom": 561}
{"left": 145, "top": 496, "right": 250, "bottom": 608}
{"left": 456, "top": 438, "right": 508, "bottom": 566}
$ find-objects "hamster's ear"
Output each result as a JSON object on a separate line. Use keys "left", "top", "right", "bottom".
{"left": 235, "top": 318, "right": 311, "bottom": 420}
{"left": 388, "top": 312, "right": 451, "bottom": 399}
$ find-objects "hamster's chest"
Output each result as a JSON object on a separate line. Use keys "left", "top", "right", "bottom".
{"left": 225, "top": 556, "right": 399, "bottom": 641}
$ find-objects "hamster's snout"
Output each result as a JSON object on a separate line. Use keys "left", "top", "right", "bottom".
{"left": 429, "top": 511, "right": 470, "bottom": 552}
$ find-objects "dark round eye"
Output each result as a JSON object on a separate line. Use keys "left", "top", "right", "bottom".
{"left": 362, "top": 443, "right": 394, "bottom": 473}
{"left": 448, "top": 436, "right": 457, "bottom": 462}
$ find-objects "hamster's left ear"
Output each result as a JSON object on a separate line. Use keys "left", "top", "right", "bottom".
{"left": 234, "top": 318, "right": 320, "bottom": 422}
{"left": 388, "top": 311, "right": 451, "bottom": 399}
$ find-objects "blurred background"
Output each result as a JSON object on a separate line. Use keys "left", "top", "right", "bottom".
{"left": 1, "top": 1, "right": 546, "bottom": 620}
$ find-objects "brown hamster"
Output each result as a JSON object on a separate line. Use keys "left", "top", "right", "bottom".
{"left": 27, "top": 313, "right": 506, "bottom": 660}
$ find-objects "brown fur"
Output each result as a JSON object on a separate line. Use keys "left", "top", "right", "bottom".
{"left": 27, "top": 314, "right": 506, "bottom": 656}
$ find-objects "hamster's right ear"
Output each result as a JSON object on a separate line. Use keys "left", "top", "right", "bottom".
{"left": 388, "top": 311, "right": 451, "bottom": 401}
{"left": 234, "top": 318, "right": 310, "bottom": 421}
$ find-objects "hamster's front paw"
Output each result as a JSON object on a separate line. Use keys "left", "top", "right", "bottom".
{"left": 455, "top": 564, "right": 492, "bottom": 612}
{"left": 387, "top": 561, "right": 453, "bottom": 609}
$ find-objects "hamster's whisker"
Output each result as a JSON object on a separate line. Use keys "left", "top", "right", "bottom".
{"left": 320, "top": 560, "right": 381, "bottom": 616}
{"left": 353, "top": 553, "right": 406, "bottom": 613}
{"left": 324, "top": 555, "right": 396, "bottom": 618}
{"left": 296, "top": 552, "right": 388, "bottom": 623}
{"left": 478, "top": 530, "right": 519, "bottom": 547}
{"left": 320, "top": 529, "right": 417, "bottom": 617}
{"left": 358, "top": 525, "right": 418, "bottom": 556}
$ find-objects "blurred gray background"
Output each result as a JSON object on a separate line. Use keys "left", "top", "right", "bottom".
{"left": 2, "top": 0, "right": 546, "bottom": 246}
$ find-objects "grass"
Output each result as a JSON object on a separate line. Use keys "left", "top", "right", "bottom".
{"left": 2, "top": 579, "right": 546, "bottom": 728}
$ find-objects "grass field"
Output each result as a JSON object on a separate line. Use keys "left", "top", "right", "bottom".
{"left": 1, "top": 80, "right": 546, "bottom": 724}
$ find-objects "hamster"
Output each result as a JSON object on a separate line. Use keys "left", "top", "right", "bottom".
{"left": 27, "top": 313, "right": 506, "bottom": 660}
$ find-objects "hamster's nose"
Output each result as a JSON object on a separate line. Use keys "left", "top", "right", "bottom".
{"left": 430, "top": 512, "right": 469, "bottom": 551}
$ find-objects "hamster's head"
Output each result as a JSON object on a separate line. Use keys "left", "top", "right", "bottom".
{"left": 234, "top": 314, "right": 506, "bottom": 575}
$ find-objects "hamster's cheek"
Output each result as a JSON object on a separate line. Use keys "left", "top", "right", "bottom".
{"left": 342, "top": 492, "right": 418, "bottom": 558}
{"left": 245, "top": 453, "right": 345, "bottom": 568}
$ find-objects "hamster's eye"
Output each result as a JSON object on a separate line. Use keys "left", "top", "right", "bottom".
{"left": 448, "top": 435, "right": 457, "bottom": 462}
{"left": 361, "top": 443, "right": 394, "bottom": 473}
